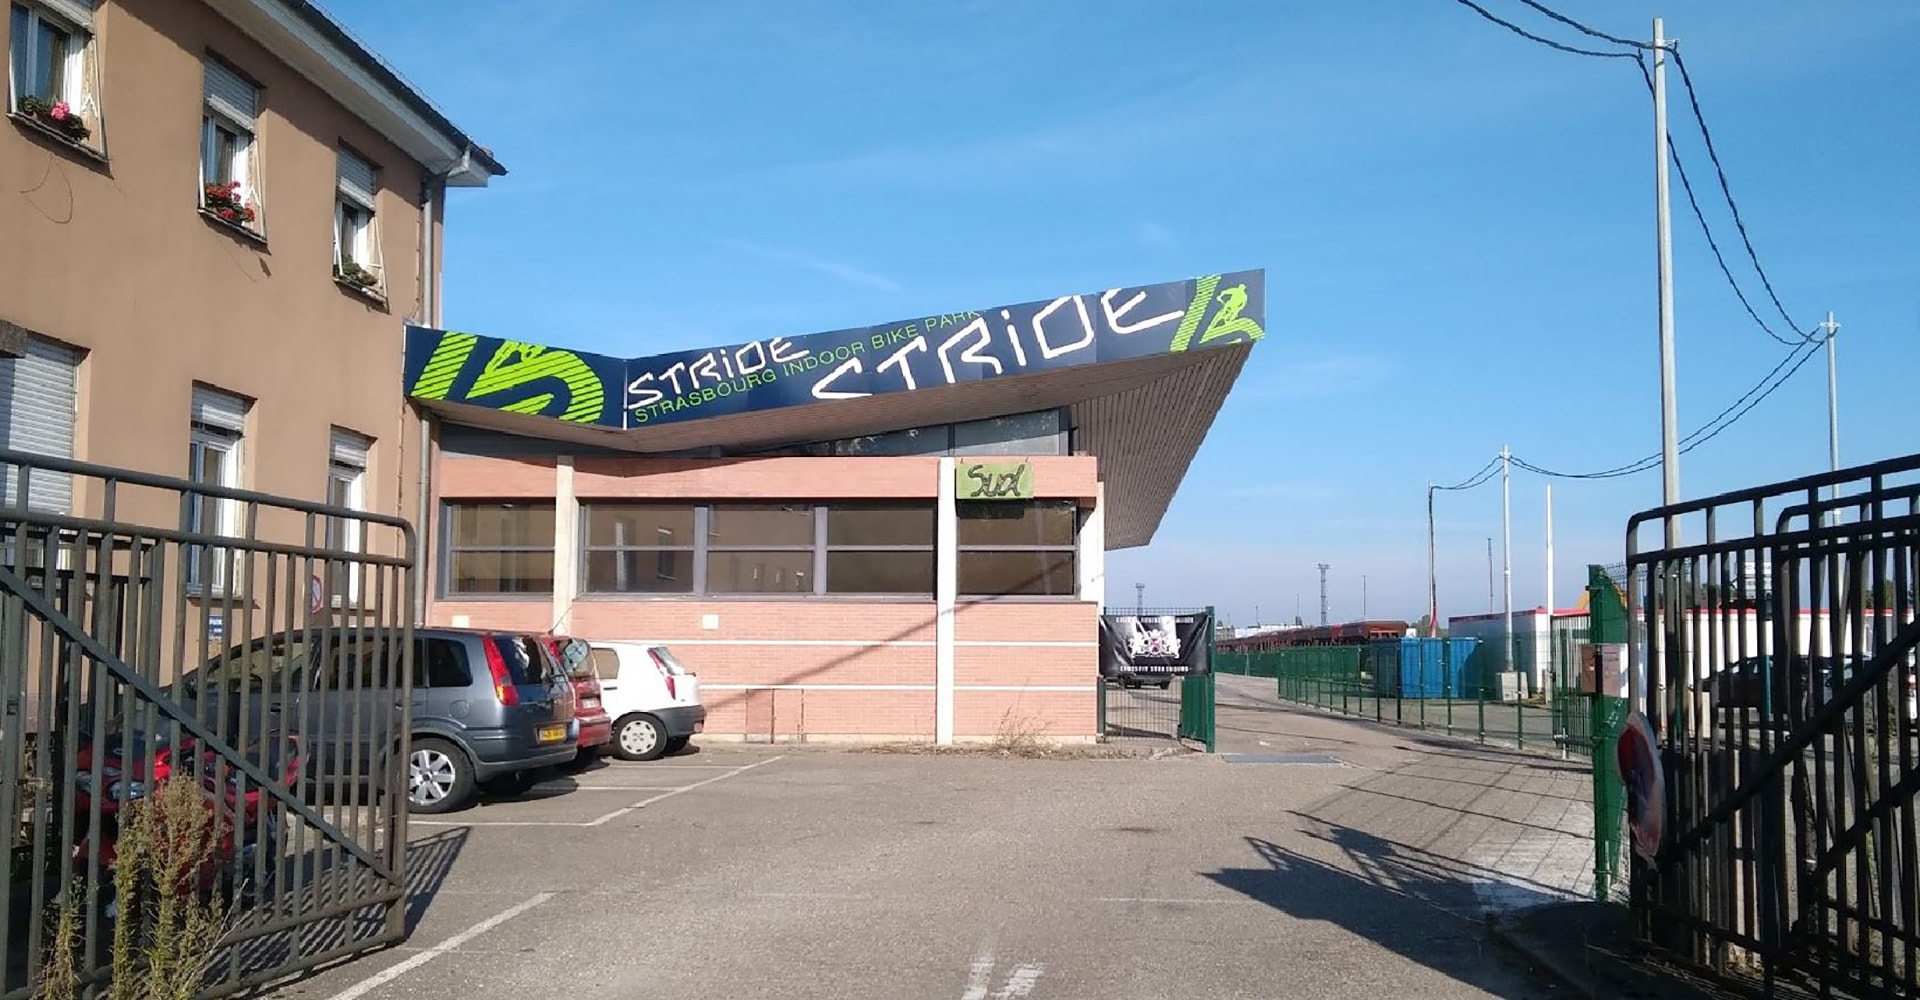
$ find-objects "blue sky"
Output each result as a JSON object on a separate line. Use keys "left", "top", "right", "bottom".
{"left": 325, "top": 0, "right": 1920, "bottom": 626}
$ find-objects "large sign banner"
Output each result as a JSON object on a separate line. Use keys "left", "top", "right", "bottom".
{"left": 1099, "top": 611, "right": 1215, "bottom": 679}
{"left": 403, "top": 270, "right": 1265, "bottom": 431}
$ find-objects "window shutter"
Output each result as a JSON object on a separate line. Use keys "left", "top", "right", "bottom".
{"left": 190, "top": 386, "right": 247, "bottom": 433}
{"left": 203, "top": 59, "right": 257, "bottom": 127}
{"left": 39, "top": 0, "right": 95, "bottom": 30}
{"left": 330, "top": 428, "right": 370, "bottom": 469}
{"left": 337, "top": 149, "right": 376, "bottom": 208}
{"left": 0, "top": 338, "right": 80, "bottom": 514}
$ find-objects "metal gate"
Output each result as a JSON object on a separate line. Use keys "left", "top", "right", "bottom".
{"left": 1626, "top": 455, "right": 1920, "bottom": 997}
{"left": 1, "top": 449, "right": 415, "bottom": 998}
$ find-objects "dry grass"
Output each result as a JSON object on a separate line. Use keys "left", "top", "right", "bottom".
{"left": 861, "top": 712, "right": 1187, "bottom": 760}
{"left": 36, "top": 774, "right": 232, "bottom": 1000}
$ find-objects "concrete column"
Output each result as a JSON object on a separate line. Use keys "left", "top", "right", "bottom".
{"left": 551, "top": 455, "right": 577, "bottom": 634}
{"left": 936, "top": 456, "right": 957, "bottom": 744}
{"left": 1079, "top": 482, "right": 1105, "bottom": 610}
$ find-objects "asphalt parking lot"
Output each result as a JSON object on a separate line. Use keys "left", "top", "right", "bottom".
{"left": 268, "top": 704, "right": 1586, "bottom": 1000}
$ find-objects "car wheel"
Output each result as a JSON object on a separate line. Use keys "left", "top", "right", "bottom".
{"left": 478, "top": 770, "right": 540, "bottom": 798}
{"left": 662, "top": 736, "right": 690, "bottom": 755}
{"left": 612, "top": 714, "right": 668, "bottom": 762}
{"left": 407, "top": 738, "right": 473, "bottom": 815}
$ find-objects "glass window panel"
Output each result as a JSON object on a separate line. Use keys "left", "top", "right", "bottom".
{"left": 958, "top": 551, "right": 1078, "bottom": 597}
{"left": 957, "top": 500, "right": 1077, "bottom": 548}
{"left": 827, "top": 505, "right": 934, "bottom": 547}
{"left": 706, "top": 549, "right": 812, "bottom": 594}
{"left": 9, "top": 8, "right": 28, "bottom": 103}
{"left": 419, "top": 638, "right": 471, "bottom": 689}
{"left": 584, "top": 505, "right": 695, "bottom": 548}
{"left": 826, "top": 551, "right": 934, "bottom": 595}
{"left": 449, "top": 550, "right": 553, "bottom": 594}
{"left": 583, "top": 549, "right": 694, "bottom": 594}
{"left": 832, "top": 426, "right": 949, "bottom": 456}
{"left": 37, "top": 20, "right": 67, "bottom": 100}
{"left": 450, "top": 503, "right": 554, "bottom": 547}
{"left": 952, "top": 411, "right": 1064, "bottom": 456}
{"left": 589, "top": 647, "right": 620, "bottom": 680}
{"left": 708, "top": 504, "right": 813, "bottom": 547}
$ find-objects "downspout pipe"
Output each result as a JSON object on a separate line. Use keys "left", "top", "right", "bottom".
{"left": 413, "top": 172, "right": 444, "bottom": 625}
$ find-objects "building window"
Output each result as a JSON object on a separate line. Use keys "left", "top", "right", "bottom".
{"left": 444, "top": 502, "right": 554, "bottom": 596}
{"left": 581, "top": 504, "right": 695, "bottom": 594}
{"left": 706, "top": 504, "right": 814, "bottom": 595}
{"left": 826, "top": 504, "right": 934, "bottom": 595}
{"left": 186, "top": 386, "right": 247, "bottom": 593}
{"left": 200, "top": 58, "right": 260, "bottom": 231}
{"left": 8, "top": 1, "right": 95, "bottom": 145}
{"left": 958, "top": 499, "right": 1078, "bottom": 598}
{"left": 0, "top": 335, "right": 79, "bottom": 513}
{"left": 576, "top": 502, "right": 937, "bottom": 598}
{"left": 334, "top": 147, "right": 382, "bottom": 291}
{"left": 325, "top": 429, "right": 371, "bottom": 601}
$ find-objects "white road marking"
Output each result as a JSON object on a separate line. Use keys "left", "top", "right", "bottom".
{"left": 994, "top": 964, "right": 1045, "bottom": 1000}
{"left": 411, "top": 756, "right": 784, "bottom": 828}
{"left": 960, "top": 942, "right": 996, "bottom": 1000}
{"left": 1089, "top": 897, "right": 1269, "bottom": 904}
{"left": 529, "top": 785, "right": 687, "bottom": 792}
{"left": 319, "top": 892, "right": 553, "bottom": 1000}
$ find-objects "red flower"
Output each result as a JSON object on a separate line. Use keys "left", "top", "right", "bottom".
{"left": 219, "top": 208, "right": 236, "bottom": 221}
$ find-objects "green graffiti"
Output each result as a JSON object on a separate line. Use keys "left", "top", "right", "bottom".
{"left": 1168, "top": 275, "right": 1221, "bottom": 353}
{"left": 1197, "top": 283, "right": 1264, "bottom": 345}
{"left": 409, "top": 331, "right": 479, "bottom": 400}
{"left": 467, "top": 341, "right": 606, "bottom": 423}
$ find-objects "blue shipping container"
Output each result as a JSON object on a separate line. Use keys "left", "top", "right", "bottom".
{"left": 1368, "top": 637, "right": 1481, "bottom": 698}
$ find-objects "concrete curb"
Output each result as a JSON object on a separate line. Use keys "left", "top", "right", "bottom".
{"left": 1487, "top": 914, "right": 1601, "bottom": 998}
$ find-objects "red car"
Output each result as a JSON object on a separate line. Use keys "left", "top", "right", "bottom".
{"left": 541, "top": 635, "right": 612, "bottom": 769}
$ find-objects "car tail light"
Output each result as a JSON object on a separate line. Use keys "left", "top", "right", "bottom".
{"left": 650, "top": 649, "right": 677, "bottom": 700}
{"left": 484, "top": 638, "right": 520, "bottom": 707}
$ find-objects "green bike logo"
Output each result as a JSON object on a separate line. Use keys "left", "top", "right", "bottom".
{"left": 409, "top": 332, "right": 607, "bottom": 424}
{"left": 1169, "top": 275, "right": 1266, "bottom": 353}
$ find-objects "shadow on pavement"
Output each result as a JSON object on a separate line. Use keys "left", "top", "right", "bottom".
{"left": 1204, "top": 829, "right": 1568, "bottom": 998}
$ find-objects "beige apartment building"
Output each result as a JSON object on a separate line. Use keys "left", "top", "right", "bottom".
{"left": 2, "top": 0, "right": 500, "bottom": 578}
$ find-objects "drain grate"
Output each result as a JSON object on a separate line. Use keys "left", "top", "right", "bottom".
{"left": 1221, "top": 752, "right": 1342, "bottom": 765}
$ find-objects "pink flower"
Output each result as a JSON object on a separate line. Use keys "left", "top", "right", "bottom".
{"left": 49, "top": 101, "right": 70, "bottom": 121}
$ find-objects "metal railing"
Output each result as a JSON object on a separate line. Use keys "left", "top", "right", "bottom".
{"left": 1, "top": 449, "right": 416, "bottom": 998}
{"left": 1626, "top": 453, "right": 1920, "bottom": 997}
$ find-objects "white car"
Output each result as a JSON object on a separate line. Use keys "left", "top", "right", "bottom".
{"left": 586, "top": 641, "right": 707, "bottom": 761}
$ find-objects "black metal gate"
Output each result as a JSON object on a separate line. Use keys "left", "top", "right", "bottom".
{"left": 1, "top": 450, "right": 415, "bottom": 998}
{"left": 1626, "top": 455, "right": 1920, "bottom": 997}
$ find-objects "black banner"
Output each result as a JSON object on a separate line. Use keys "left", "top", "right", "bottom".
{"left": 1099, "top": 611, "right": 1214, "bottom": 678}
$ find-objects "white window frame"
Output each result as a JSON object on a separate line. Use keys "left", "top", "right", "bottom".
{"left": 8, "top": 2, "right": 91, "bottom": 124}
{"left": 200, "top": 58, "right": 260, "bottom": 230}
{"left": 186, "top": 387, "right": 246, "bottom": 594}
{"left": 325, "top": 429, "right": 370, "bottom": 603}
{"left": 333, "top": 148, "right": 382, "bottom": 290}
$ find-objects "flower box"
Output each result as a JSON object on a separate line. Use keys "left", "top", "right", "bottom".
{"left": 15, "top": 96, "right": 89, "bottom": 141}
{"left": 335, "top": 259, "right": 381, "bottom": 291}
{"left": 203, "top": 180, "right": 258, "bottom": 229}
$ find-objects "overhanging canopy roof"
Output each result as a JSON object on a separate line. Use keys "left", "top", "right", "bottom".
{"left": 405, "top": 270, "right": 1264, "bottom": 548}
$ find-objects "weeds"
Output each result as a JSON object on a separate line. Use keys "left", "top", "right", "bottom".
{"left": 36, "top": 773, "right": 231, "bottom": 1000}
{"left": 990, "top": 710, "right": 1053, "bottom": 757}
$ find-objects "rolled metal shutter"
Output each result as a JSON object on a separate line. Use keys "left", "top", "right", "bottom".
{"left": 330, "top": 428, "right": 370, "bottom": 469}
{"left": 204, "top": 60, "right": 257, "bottom": 127}
{"left": 0, "top": 338, "right": 80, "bottom": 513}
{"left": 337, "top": 149, "right": 376, "bottom": 208}
{"left": 190, "top": 385, "right": 247, "bottom": 433}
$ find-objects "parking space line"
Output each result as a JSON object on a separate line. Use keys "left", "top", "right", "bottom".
{"left": 321, "top": 892, "right": 553, "bottom": 1000}
{"left": 412, "top": 756, "right": 785, "bottom": 828}
{"left": 531, "top": 785, "right": 687, "bottom": 792}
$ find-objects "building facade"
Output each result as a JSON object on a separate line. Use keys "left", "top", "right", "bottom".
{"left": 3, "top": 0, "right": 500, "bottom": 558}
{"left": 406, "top": 272, "right": 1265, "bottom": 743}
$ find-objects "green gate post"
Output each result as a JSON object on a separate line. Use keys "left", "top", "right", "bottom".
{"left": 1587, "top": 565, "right": 1629, "bottom": 900}
{"left": 1178, "top": 607, "right": 1218, "bottom": 752}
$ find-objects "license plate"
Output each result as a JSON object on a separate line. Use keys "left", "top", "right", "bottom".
{"left": 537, "top": 725, "right": 565, "bottom": 744}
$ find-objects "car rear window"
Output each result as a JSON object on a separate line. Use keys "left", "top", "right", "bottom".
{"left": 553, "top": 638, "right": 594, "bottom": 679}
{"left": 489, "top": 635, "right": 552, "bottom": 686}
{"left": 651, "top": 646, "right": 692, "bottom": 675}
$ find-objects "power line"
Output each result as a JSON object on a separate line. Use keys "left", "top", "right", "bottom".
{"left": 1448, "top": 0, "right": 1640, "bottom": 59}
{"left": 1434, "top": 456, "right": 1502, "bottom": 492}
{"left": 1666, "top": 47, "right": 1806, "bottom": 338}
{"left": 1511, "top": 0, "right": 1653, "bottom": 51}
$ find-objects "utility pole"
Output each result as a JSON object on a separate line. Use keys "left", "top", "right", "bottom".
{"left": 1426, "top": 484, "right": 1439, "bottom": 637}
{"left": 1823, "top": 310, "right": 1841, "bottom": 498}
{"left": 1653, "top": 17, "right": 1681, "bottom": 549}
{"left": 1501, "top": 445, "right": 1514, "bottom": 683}
{"left": 1317, "top": 563, "right": 1331, "bottom": 626}
{"left": 1134, "top": 582, "right": 1144, "bottom": 615}
{"left": 1486, "top": 538, "right": 1494, "bottom": 614}
{"left": 1362, "top": 575, "right": 1368, "bottom": 621}
{"left": 1545, "top": 483, "right": 1555, "bottom": 700}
